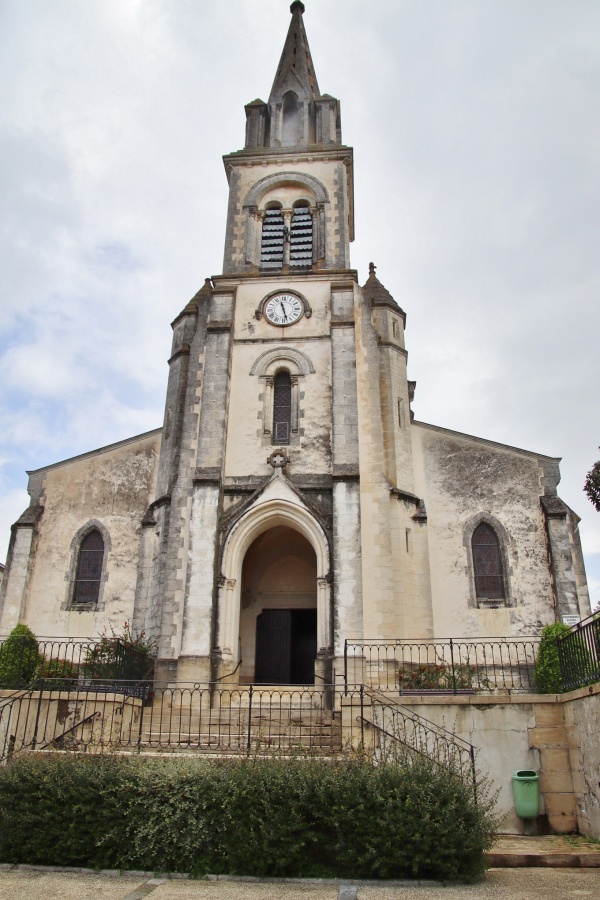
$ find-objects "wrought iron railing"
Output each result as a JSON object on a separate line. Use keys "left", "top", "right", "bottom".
{"left": 360, "top": 686, "right": 477, "bottom": 795}
{"left": 0, "top": 683, "right": 358, "bottom": 762}
{"left": 0, "top": 636, "right": 153, "bottom": 691}
{"left": 0, "top": 682, "right": 479, "bottom": 797}
{"left": 344, "top": 637, "right": 540, "bottom": 693}
{"left": 557, "top": 613, "right": 600, "bottom": 692}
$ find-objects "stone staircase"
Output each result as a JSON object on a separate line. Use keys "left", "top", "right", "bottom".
{"left": 137, "top": 689, "right": 343, "bottom": 754}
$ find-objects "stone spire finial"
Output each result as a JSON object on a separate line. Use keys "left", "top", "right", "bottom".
{"left": 269, "top": 0, "right": 320, "bottom": 104}
{"left": 362, "top": 264, "right": 403, "bottom": 315}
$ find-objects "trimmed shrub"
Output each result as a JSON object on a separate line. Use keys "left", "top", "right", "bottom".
{"left": 534, "top": 623, "right": 571, "bottom": 693}
{"left": 0, "top": 625, "right": 42, "bottom": 689}
{"left": 0, "top": 753, "right": 496, "bottom": 882}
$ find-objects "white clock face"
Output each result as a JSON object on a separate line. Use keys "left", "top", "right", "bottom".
{"left": 264, "top": 293, "right": 303, "bottom": 326}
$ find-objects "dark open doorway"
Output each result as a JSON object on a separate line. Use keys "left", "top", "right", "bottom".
{"left": 255, "top": 608, "right": 317, "bottom": 684}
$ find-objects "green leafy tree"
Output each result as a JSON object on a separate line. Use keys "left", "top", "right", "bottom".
{"left": 584, "top": 449, "right": 600, "bottom": 512}
{"left": 0, "top": 625, "right": 42, "bottom": 689}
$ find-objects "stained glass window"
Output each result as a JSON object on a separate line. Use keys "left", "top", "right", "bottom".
{"left": 73, "top": 529, "right": 104, "bottom": 605}
{"left": 472, "top": 523, "right": 504, "bottom": 599}
{"left": 273, "top": 370, "right": 292, "bottom": 444}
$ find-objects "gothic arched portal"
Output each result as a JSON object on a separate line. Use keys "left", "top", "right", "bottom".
{"left": 240, "top": 526, "right": 317, "bottom": 684}
{"left": 217, "top": 493, "right": 331, "bottom": 684}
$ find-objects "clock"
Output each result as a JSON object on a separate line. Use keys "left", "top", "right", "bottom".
{"left": 263, "top": 292, "right": 304, "bottom": 326}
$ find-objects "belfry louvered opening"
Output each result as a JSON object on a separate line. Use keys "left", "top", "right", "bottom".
{"left": 290, "top": 205, "right": 313, "bottom": 267}
{"left": 260, "top": 208, "right": 285, "bottom": 269}
{"left": 273, "top": 370, "right": 292, "bottom": 445}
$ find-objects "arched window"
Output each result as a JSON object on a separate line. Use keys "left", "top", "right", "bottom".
{"left": 73, "top": 529, "right": 104, "bottom": 605}
{"left": 273, "top": 370, "right": 292, "bottom": 444}
{"left": 261, "top": 206, "right": 285, "bottom": 269}
{"left": 290, "top": 203, "right": 313, "bottom": 268}
{"left": 472, "top": 523, "right": 504, "bottom": 600}
{"left": 282, "top": 91, "right": 299, "bottom": 146}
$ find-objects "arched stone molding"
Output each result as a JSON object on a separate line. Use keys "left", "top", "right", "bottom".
{"left": 249, "top": 346, "right": 315, "bottom": 377}
{"left": 251, "top": 347, "right": 314, "bottom": 446}
{"left": 218, "top": 496, "right": 332, "bottom": 667}
{"left": 243, "top": 173, "right": 329, "bottom": 269}
{"left": 243, "top": 172, "right": 329, "bottom": 209}
{"left": 62, "top": 519, "right": 112, "bottom": 611}
{"left": 463, "top": 512, "right": 514, "bottom": 609}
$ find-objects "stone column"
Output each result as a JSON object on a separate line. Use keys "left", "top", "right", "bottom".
{"left": 542, "top": 496, "right": 582, "bottom": 619}
{"left": 331, "top": 284, "right": 363, "bottom": 664}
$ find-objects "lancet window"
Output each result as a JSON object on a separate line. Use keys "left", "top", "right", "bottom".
{"left": 472, "top": 523, "right": 505, "bottom": 600}
{"left": 73, "top": 529, "right": 105, "bottom": 605}
{"left": 272, "top": 370, "right": 292, "bottom": 444}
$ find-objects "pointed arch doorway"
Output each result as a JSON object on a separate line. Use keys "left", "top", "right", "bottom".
{"left": 217, "top": 489, "right": 332, "bottom": 686}
{"left": 240, "top": 526, "right": 317, "bottom": 684}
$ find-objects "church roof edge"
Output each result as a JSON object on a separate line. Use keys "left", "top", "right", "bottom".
{"left": 412, "top": 419, "right": 562, "bottom": 463}
{"left": 26, "top": 428, "right": 163, "bottom": 476}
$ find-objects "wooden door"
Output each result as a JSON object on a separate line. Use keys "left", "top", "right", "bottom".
{"left": 255, "top": 609, "right": 317, "bottom": 684}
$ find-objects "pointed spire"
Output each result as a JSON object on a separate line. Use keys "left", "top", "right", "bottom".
{"left": 362, "top": 263, "right": 404, "bottom": 316}
{"left": 269, "top": 2, "right": 320, "bottom": 104}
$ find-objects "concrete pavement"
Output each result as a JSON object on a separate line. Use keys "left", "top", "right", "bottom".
{"left": 1, "top": 869, "right": 600, "bottom": 899}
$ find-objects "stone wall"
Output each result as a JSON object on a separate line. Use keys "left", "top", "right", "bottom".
{"left": 344, "top": 690, "right": 600, "bottom": 837}
{"left": 563, "top": 683, "right": 600, "bottom": 836}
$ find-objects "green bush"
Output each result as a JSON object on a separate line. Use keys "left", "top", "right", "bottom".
{"left": 534, "top": 623, "right": 571, "bottom": 693}
{"left": 0, "top": 625, "right": 42, "bottom": 689}
{"left": 0, "top": 753, "right": 496, "bottom": 881}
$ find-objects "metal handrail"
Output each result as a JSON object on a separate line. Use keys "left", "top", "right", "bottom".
{"left": 361, "top": 686, "right": 478, "bottom": 796}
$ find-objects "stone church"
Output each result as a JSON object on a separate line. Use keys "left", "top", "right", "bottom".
{"left": 0, "top": 2, "right": 590, "bottom": 687}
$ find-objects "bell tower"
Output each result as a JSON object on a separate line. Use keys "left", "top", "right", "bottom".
{"left": 143, "top": 2, "right": 372, "bottom": 685}
{"left": 222, "top": 0, "right": 353, "bottom": 277}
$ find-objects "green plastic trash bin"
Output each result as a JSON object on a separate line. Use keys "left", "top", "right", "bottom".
{"left": 512, "top": 770, "right": 539, "bottom": 819}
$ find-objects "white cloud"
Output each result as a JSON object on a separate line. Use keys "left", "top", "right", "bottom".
{"left": 0, "top": 0, "right": 599, "bottom": 613}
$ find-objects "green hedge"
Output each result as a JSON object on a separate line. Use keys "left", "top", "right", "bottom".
{"left": 0, "top": 753, "right": 496, "bottom": 881}
{"left": 534, "top": 623, "right": 571, "bottom": 693}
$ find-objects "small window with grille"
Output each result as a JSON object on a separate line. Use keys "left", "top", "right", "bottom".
{"left": 472, "top": 523, "right": 505, "bottom": 600}
{"left": 290, "top": 204, "right": 313, "bottom": 268}
{"left": 73, "top": 529, "right": 104, "bottom": 605}
{"left": 273, "top": 370, "right": 292, "bottom": 445}
{"left": 261, "top": 207, "right": 285, "bottom": 269}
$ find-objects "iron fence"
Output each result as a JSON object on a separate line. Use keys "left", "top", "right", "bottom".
{"left": 557, "top": 613, "right": 600, "bottom": 692}
{"left": 344, "top": 637, "right": 540, "bottom": 693}
{"left": 0, "top": 683, "right": 357, "bottom": 762}
{"left": 0, "top": 636, "right": 153, "bottom": 691}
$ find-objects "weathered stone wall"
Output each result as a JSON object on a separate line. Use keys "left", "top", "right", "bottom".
{"left": 1, "top": 432, "right": 160, "bottom": 639}
{"left": 563, "top": 683, "right": 600, "bottom": 836}
{"left": 412, "top": 423, "right": 561, "bottom": 638}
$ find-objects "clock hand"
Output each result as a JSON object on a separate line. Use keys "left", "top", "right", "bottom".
{"left": 280, "top": 301, "right": 288, "bottom": 321}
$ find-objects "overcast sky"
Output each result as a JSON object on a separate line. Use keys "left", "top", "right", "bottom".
{"left": 1, "top": 0, "right": 599, "bottom": 610}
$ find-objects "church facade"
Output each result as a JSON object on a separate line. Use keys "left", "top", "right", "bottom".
{"left": 0, "top": 3, "right": 590, "bottom": 686}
